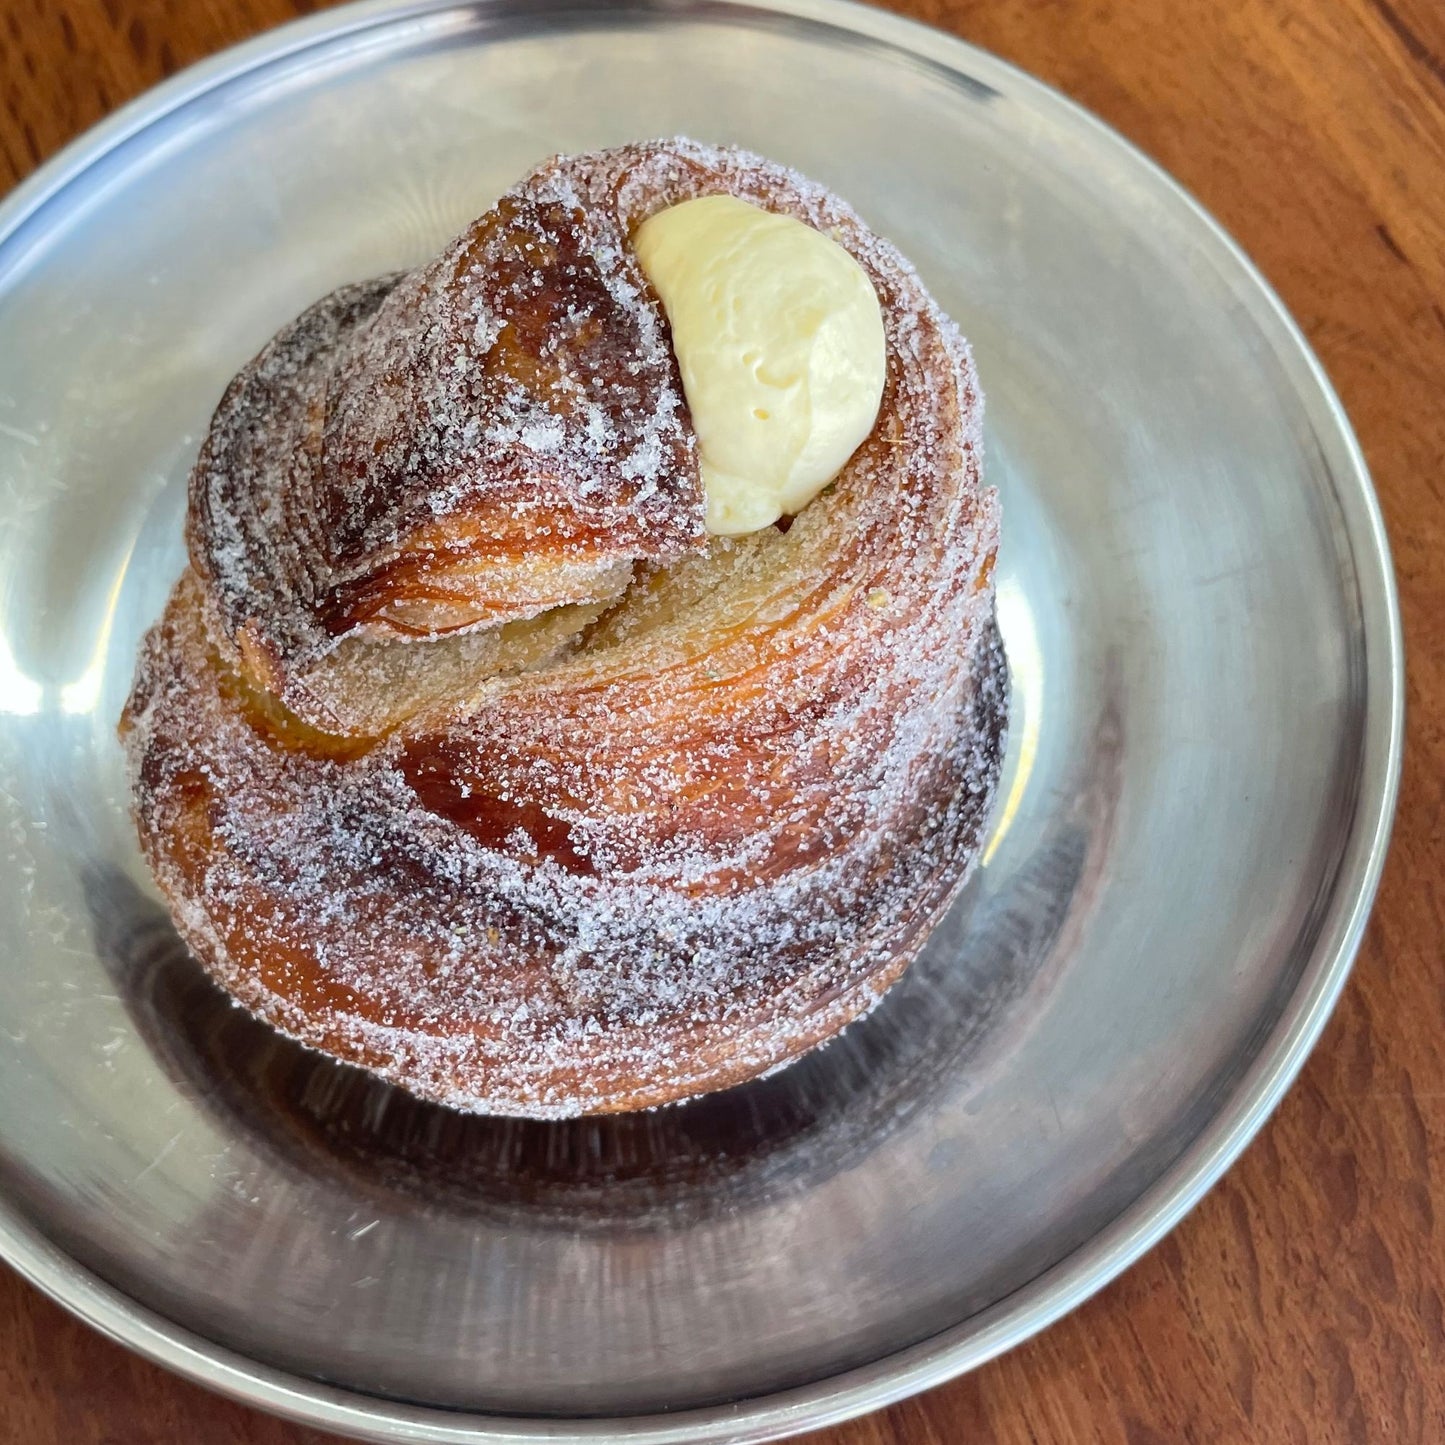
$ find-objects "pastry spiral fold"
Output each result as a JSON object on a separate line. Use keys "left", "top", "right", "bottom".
{"left": 122, "top": 139, "right": 1007, "bottom": 1117}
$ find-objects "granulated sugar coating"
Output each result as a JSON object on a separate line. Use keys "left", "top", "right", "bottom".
{"left": 122, "top": 139, "right": 1008, "bottom": 1118}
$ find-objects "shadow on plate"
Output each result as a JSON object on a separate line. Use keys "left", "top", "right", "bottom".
{"left": 82, "top": 870, "right": 1072, "bottom": 1235}
{"left": 83, "top": 643, "right": 1114, "bottom": 1233}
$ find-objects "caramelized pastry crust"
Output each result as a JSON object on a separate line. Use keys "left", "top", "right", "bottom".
{"left": 123, "top": 140, "right": 1007, "bottom": 1117}
{"left": 188, "top": 155, "right": 705, "bottom": 730}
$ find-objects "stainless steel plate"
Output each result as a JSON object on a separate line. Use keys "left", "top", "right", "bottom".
{"left": 0, "top": 1, "right": 1401, "bottom": 1441}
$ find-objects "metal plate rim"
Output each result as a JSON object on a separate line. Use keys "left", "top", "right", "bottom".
{"left": 0, "top": 0, "right": 1405, "bottom": 1441}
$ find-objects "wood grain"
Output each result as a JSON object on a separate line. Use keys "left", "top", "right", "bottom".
{"left": 2, "top": 0, "right": 1442, "bottom": 1441}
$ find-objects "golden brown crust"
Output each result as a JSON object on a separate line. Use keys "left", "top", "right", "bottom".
{"left": 187, "top": 158, "right": 705, "bottom": 730}
{"left": 123, "top": 139, "right": 1007, "bottom": 1117}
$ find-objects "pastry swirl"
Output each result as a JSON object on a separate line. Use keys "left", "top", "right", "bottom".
{"left": 122, "top": 139, "right": 1007, "bottom": 1117}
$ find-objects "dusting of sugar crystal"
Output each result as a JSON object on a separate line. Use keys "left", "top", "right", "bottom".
{"left": 122, "top": 138, "right": 1007, "bottom": 1118}
{"left": 190, "top": 154, "right": 706, "bottom": 700}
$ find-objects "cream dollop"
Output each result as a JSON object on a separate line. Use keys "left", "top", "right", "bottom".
{"left": 633, "top": 195, "right": 887, "bottom": 536}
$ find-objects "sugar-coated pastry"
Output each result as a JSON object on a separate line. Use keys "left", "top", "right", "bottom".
{"left": 122, "top": 139, "right": 1007, "bottom": 1118}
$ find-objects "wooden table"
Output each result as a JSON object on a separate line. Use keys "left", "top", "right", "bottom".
{"left": 2, "top": 0, "right": 1441, "bottom": 1440}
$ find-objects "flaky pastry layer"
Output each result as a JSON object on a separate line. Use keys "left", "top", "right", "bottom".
{"left": 123, "top": 139, "right": 1007, "bottom": 1117}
